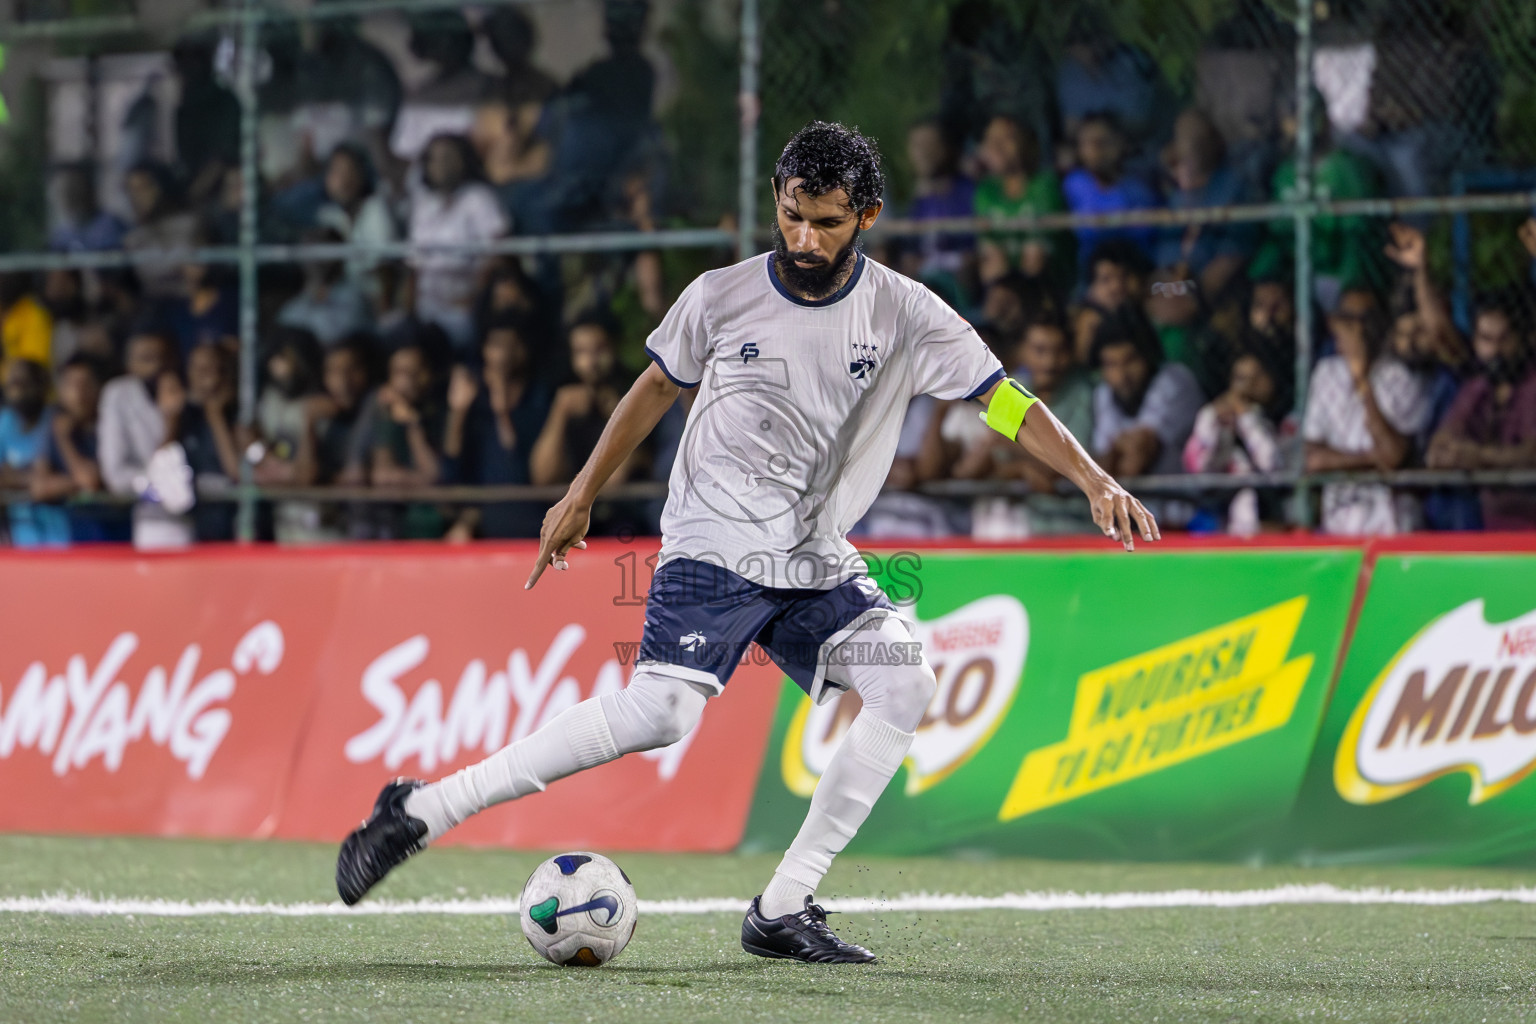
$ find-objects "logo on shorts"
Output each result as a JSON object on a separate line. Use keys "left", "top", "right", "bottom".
{"left": 739, "top": 343, "right": 760, "bottom": 364}
{"left": 679, "top": 631, "right": 708, "bottom": 652}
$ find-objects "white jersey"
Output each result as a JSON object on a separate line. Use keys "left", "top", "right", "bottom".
{"left": 645, "top": 252, "right": 1004, "bottom": 589}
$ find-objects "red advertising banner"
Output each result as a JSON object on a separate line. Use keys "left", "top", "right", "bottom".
{"left": 0, "top": 551, "right": 343, "bottom": 837}
{"left": 272, "top": 543, "right": 783, "bottom": 851}
{"left": 0, "top": 542, "right": 781, "bottom": 851}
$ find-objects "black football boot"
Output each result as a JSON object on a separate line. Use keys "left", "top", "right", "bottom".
{"left": 741, "top": 895, "right": 877, "bottom": 963}
{"left": 335, "top": 779, "right": 428, "bottom": 905}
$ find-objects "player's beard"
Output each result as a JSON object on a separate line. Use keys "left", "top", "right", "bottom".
{"left": 771, "top": 221, "right": 862, "bottom": 300}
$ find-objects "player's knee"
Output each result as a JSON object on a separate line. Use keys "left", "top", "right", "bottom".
{"left": 605, "top": 669, "right": 709, "bottom": 750}
{"left": 890, "top": 659, "right": 938, "bottom": 727}
{"left": 854, "top": 659, "right": 935, "bottom": 733}
{"left": 644, "top": 694, "right": 700, "bottom": 747}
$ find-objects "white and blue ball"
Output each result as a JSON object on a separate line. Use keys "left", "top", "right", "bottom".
{"left": 518, "top": 851, "right": 638, "bottom": 966}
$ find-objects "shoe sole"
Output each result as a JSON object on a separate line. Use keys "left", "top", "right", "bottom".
{"left": 741, "top": 941, "right": 876, "bottom": 964}
{"left": 741, "top": 941, "right": 794, "bottom": 960}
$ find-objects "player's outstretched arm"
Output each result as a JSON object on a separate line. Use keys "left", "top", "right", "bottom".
{"left": 526, "top": 363, "right": 682, "bottom": 589}
{"left": 976, "top": 380, "right": 1160, "bottom": 551}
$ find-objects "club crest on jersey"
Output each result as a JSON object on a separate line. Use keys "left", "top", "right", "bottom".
{"left": 849, "top": 341, "right": 879, "bottom": 380}
{"left": 740, "top": 342, "right": 760, "bottom": 363}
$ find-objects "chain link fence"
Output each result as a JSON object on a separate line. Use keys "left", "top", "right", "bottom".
{"left": 0, "top": 0, "right": 1534, "bottom": 544}
{"left": 756, "top": 0, "right": 1536, "bottom": 538}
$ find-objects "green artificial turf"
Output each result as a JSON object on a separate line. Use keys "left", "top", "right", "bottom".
{"left": 4, "top": 834, "right": 1536, "bottom": 1023}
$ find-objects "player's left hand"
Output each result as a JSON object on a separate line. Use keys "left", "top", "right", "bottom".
{"left": 1088, "top": 480, "right": 1160, "bottom": 552}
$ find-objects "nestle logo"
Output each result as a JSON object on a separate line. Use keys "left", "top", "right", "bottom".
{"left": 1499, "top": 626, "right": 1536, "bottom": 659}
{"left": 930, "top": 619, "right": 1003, "bottom": 652}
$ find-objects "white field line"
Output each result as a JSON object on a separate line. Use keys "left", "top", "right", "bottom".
{"left": 6, "top": 885, "right": 1536, "bottom": 918}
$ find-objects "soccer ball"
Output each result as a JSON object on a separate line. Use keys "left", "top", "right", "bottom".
{"left": 519, "top": 851, "right": 638, "bottom": 966}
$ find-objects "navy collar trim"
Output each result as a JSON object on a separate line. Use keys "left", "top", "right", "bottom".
{"left": 766, "top": 251, "right": 866, "bottom": 308}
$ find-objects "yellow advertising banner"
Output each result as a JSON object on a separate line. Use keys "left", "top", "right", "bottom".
{"left": 1000, "top": 596, "right": 1313, "bottom": 820}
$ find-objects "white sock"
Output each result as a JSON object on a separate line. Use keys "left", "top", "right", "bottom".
{"left": 403, "top": 671, "right": 708, "bottom": 843}
{"left": 760, "top": 872, "right": 814, "bottom": 918}
{"left": 405, "top": 698, "right": 618, "bottom": 842}
{"left": 757, "top": 711, "right": 914, "bottom": 918}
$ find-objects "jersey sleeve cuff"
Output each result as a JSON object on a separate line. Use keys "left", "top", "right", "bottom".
{"left": 963, "top": 367, "right": 1007, "bottom": 401}
{"left": 645, "top": 346, "right": 702, "bottom": 389}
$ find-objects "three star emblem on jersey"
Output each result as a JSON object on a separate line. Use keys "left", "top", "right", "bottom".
{"left": 849, "top": 341, "right": 879, "bottom": 380}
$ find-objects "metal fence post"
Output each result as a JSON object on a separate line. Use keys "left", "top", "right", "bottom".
{"left": 1291, "top": 0, "right": 1315, "bottom": 529}
{"left": 234, "top": 0, "right": 260, "bottom": 542}
{"left": 737, "top": 0, "right": 760, "bottom": 262}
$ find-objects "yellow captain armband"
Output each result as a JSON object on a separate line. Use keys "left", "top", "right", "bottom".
{"left": 979, "top": 377, "right": 1039, "bottom": 441}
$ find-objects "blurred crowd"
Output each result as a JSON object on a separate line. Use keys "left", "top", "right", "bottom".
{"left": 1, "top": 0, "right": 1534, "bottom": 546}
{"left": 866, "top": 0, "right": 1535, "bottom": 540}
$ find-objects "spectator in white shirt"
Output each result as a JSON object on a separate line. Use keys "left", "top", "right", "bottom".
{"left": 315, "top": 142, "right": 398, "bottom": 311}
{"left": 1184, "top": 341, "right": 1295, "bottom": 535}
{"left": 1303, "top": 288, "right": 1430, "bottom": 534}
{"left": 406, "top": 133, "right": 508, "bottom": 353}
{"left": 97, "top": 329, "right": 194, "bottom": 549}
{"left": 1090, "top": 308, "right": 1203, "bottom": 479}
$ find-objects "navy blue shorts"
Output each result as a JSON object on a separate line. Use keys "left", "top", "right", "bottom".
{"left": 637, "top": 558, "right": 906, "bottom": 702}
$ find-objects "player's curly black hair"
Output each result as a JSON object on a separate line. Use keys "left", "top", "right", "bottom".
{"left": 773, "top": 121, "right": 884, "bottom": 213}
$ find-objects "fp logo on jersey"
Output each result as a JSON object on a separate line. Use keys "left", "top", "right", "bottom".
{"left": 849, "top": 341, "right": 878, "bottom": 380}
{"left": 740, "top": 343, "right": 760, "bottom": 364}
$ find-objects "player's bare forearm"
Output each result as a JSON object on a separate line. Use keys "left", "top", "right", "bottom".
{"left": 526, "top": 363, "right": 681, "bottom": 589}
{"left": 568, "top": 363, "right": 681, "bottom": 507}
{"left": 1015, "top": 401, "right": 1110, "bottom": 494}
{"left": 976, "top": 380, "right": 1159, "bottom": 549}
{"left": 1019, "top": 407, "right": 1161, "bottom": 549}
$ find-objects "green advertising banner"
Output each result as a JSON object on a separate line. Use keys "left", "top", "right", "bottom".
{"left": 740, "top": 547, "right": 1361, "bottom": 861}
{"left": 1282, "top": 552, "right": 1536, "bottom": 864}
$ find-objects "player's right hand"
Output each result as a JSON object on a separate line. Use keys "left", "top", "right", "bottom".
{"left": 525, "top": 494, "right": 591, "bottom": 589}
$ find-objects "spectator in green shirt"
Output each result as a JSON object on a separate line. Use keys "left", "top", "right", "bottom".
{"left": 973, "top": 115, "right": 1069, "bottom": 292}
{"left": 1252, "top": 95, "right": 1383, "bottom": 311}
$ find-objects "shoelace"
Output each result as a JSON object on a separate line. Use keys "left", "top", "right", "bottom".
{"left": 794, "top": 902, "right": 841, "bottom": 942}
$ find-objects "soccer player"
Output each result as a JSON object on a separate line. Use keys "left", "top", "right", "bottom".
{"left": 337, "top": 122, "right": 1160, "bottom": 963}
